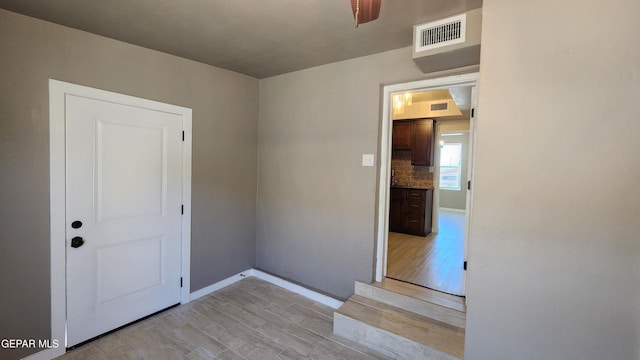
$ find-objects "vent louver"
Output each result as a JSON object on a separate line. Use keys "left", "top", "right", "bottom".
{"left": 415, "top": 14, "right": 466, "bottom": 52}
{"left": 430, "top": 102, "right": 449, "bottom": 111}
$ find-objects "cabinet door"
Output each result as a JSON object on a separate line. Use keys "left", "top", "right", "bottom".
{"left": 405, "top": 214, "right": 426, "bottom": 236}
{"left": 392, "top": 121, "right": 412, "bottom": 150}
{"left": 411, "top": 119, "right": 434, "bottom": 166}
{"left": 389, "top": 188, "right": 405, "bottom": 232}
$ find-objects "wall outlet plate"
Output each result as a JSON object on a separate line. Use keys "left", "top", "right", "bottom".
{"left": 362, "top": 154, "right": 375, "bottom": 167}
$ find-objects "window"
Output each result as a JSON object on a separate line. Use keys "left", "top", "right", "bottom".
{"left": 440, "top": 143, "right": 462, "bottom": 190}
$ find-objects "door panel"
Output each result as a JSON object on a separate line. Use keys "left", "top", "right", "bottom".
{"left": 94, "top": 236, "right": 164, "bottom": 306}
{"left": 65, "top": 94, "right": 183, "bottom": 347}
{"left": 96, "top": 120, "right": 165, "bottom": 222}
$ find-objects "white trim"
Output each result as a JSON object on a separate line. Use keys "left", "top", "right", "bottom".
{"left": 21, "top": 348, "right": 58, "bottom": 360}
{"left": 27, "top": 268, "right": 340, "bottom": 360}
{"left": 439, "top": 207, "right": 466, "bottom": 214}
{"left": 189, "top": 269, "right": 253, "bottom": 301}
{"left": 251, "top": 269, "right": 344, "bottom": 309}
{"left": 190, "top": 269, "right": 344, "bottom": 309}
{"left": 376, "top": 72, "right": 480, "bottom": 283}
{"left": 49, "top": 80, "right": 192, "bottom": 355}
{"left": 48, "top": 80, "right": 67, "bottom": 360}
{"left": 180, "top": 112, "right": 193, "bottom": 303}
{"left": 462, "top": 86, "right": 478, "bottom": 299}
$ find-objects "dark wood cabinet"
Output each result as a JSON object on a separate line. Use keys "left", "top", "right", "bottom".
{"left": 392, "top": 119, "right": 434, "bottom": 166}
{"left": 411, "top": 119, "right": 434, "bottom": 166}
{"left": 392, "top": 121, "right": 412, "bottom": 150}
{"left": 389, "top": 187, "right": 433, "bottom": 236}
{"left": 389, "top": 188, "right": 406, "bottom": 231}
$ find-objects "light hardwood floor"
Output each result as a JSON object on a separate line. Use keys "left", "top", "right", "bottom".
{"left": 55, "top": 278, "right": 390, "bottom": 360}
{"left": 374, "top": 278, "right": 466, "bottom": 313}
{"left": 387, "top": 209, "right": 465, "bottom": 296}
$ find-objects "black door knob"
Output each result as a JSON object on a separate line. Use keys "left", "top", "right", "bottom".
{"left": 71, "top": 236, "right": 84, "bottom": 248}
{"left": 71, "top": 220, "right": 83, "bottom": 229}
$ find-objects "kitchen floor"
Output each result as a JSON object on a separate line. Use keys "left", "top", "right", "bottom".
{"left": 387, "top": 209, "right": 465, "bottom": 296}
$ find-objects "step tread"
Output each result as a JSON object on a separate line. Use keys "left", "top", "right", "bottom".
{"left": 373, "top": 278, "right": 466, "bottom": 313}
{"left": 336, "top": 295, "right": 465, "bottom": 358}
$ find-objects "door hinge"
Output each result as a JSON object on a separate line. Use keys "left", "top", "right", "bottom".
{"left": 463, "top": 261, "right": 468, "bottom": 271}
{"left": 180, "top": 277, "right": 183, "bottom": 288}
{"left": 471, "top": 108, "right": 475, "bottom": 118}
{"left": 182, "top": 131, "right": 185, "bottom": 141}
{"left": 181, "top": 205, "right": 184, "bottom": 215}
{"left": 467, "top": 180, "right": 471, "bottom": 190}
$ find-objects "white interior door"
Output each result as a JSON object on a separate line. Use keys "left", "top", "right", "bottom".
{"left": 462, "top": 86, "right": 478, "bottom": 297}
{"left": 65, "top": 94, "right": 184, "bottom": 347}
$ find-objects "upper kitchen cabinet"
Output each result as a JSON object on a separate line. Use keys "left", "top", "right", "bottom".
{"left": 392, "top": 119, "right": 435, "bottom": 166}
{"left": 411, "top": 119, "right": 434, "bottom": 166}
{"left": 392, "top": 121, "right": 412, "bottom": 150}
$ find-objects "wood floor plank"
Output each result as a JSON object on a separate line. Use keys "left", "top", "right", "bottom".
{"left": 55, "top": 277, "right": 385, "bottom": 360}
{"left": 374, "top": 278, "right": 466, "bottom": 312}
{"left": 387, "top": 209, "right": 465, "bottom": 295}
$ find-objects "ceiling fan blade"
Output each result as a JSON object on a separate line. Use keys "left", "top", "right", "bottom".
{"left": 350, "top": 0, "right": 381, "bottom": 26}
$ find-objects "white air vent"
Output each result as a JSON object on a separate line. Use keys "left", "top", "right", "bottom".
{"left": 415, "top": 14, "right": 466, "bottom": 52}
{"left": 430, "top": 102, "right": 448, "bottom": 111}
{"left": 412, "top": 9, "right": 481, "bottom": 74}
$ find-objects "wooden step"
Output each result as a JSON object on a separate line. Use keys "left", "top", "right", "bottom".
{"left": 334, "top": 295, "right": 465, "bottom": 359}
{"left": 355, "top": 279, "right": 466, "bottom": 329}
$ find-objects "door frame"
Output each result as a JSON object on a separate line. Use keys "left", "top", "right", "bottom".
{"left": 49, "top": 79, "right": 192, "bottom": 355}
{"left": 375, "top": 72, "right": 479, "bottom": 293}
{"left": 434, "top": 125, "right": 475, "bottom": 295}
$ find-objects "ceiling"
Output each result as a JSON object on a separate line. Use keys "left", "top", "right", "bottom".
{"left": 392, "top": 87, "right": 472, "bottom": 120}
{"left": 0, "top": 0, "right": 482, "bottom": 78}
{"left": 412, "top": 87, "right": 472, "bottom": 111}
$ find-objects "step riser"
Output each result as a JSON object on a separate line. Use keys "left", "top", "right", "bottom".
{"left": 334, "top": 313, "right": 460, "bottom": 360}
{"left": 355, "top": 282, "right": 465, "bottom": 329}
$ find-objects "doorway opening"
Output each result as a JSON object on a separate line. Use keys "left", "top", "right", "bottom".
{"left": 375, "top": 73, "right": 478, "bottom": 298}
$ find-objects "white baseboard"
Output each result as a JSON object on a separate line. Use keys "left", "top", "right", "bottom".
{"left": 250, "top": 269, "right": 344, "bottom": 309}
{"left": 189, "top": 269, "right": 253, "bottom": 301}
{"left": 189, "top": 268, "right": 343, "bottom": 309}
{"left": 21, "top": 347, "right": 63, "bottom": 360}
{"left": 26, "top": 268, "right": 343, "bottom": 360}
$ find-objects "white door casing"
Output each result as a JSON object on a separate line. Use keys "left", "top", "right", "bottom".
{"left": 50, "top": 80, "right": 192, "bottom": 355}
{"left": 461, "top": 85, "right": 478, "bottom": 296}
{"left": 376, "top": 72, "right": 479, "bottom": 299}
{"left": 434, "top": 123, "right": 474, "bottom": 296}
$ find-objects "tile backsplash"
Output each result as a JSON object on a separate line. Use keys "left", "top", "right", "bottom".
{"left": 391, "top": 150, "right": 433, "bottom": 188}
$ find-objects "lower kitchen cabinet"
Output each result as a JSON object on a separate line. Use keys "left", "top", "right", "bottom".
{"left": 389, "top": 187, "right": 433, "bottom": 236}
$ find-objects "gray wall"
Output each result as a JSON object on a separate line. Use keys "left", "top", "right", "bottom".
{"left": 256, "top": 48, "right": 434, "bottom": 299}
{"left": 4, "top": 1, "right": 638, "bottom": 359}
{"left": 438, "top": 132, "right": 469, "bottom": 210}
{"left": 0, "top": 10, "right": 258, "bottom": 359}
{"left": 465, "top": 0, "right": 640, "bottom": 359}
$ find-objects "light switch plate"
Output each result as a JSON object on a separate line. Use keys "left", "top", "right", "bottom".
{"left": 362, "top": 154, "right": 375, "bottom": 167}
